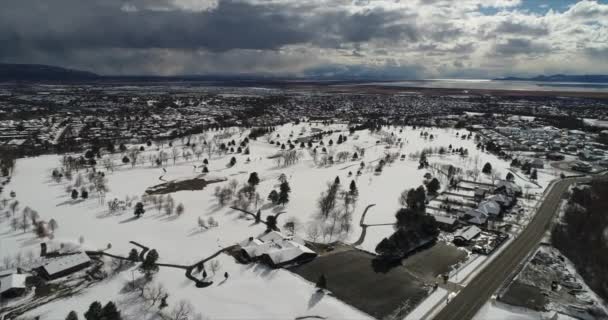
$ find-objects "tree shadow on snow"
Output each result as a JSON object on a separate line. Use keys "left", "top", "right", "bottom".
{"left": 119, "top": 216, "right": 140, "bottom": 224}
{"left": 56, "top": 198, "right": 85, "bottom": 207}
{"left": 308, "top": 290, "right": 325, "bottom": 309}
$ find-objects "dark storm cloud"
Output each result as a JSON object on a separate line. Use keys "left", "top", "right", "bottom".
{"left": 0, "top": 0, "right": 311, "bottom": 53}
{"left": 0, "top": 0, "right": 418, "bottom": 60}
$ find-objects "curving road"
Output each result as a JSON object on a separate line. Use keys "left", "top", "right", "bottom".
{"left": 433, "top": 177, "right": 588, "bottom": 320}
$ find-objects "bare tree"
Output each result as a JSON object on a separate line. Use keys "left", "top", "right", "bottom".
{"left": 166, "top": 300, "right": 196, "bottom": 320}
{"left": 398, "top": 189, "right": 409, "bottom": 207}
{"left": 183, "top": 150, "right": 192, "bottom": 162}
{"left": 176, "top": 203, "right": 185, "bottom": 216}
{"left": 306, "top": 223, "right": 321, "bottom": 242}
{"left": 209, "top": 259, "right": 221, "bottom": 275}
{"left": 193, "top": 147, "right": 203, "bottom": 160}
{"left": 128, "top": 147, "right": 141, "bottom": 167}
{"left": 171, "top": 147, "right": 180, "bottom": 165}
{"left": 103, "top": 156, "right": 116, "bottom": 172}
{"left": 159, "top": 150, "right": 169, "bottom": 166}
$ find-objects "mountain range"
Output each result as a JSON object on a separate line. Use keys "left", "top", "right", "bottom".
{"left": 2, "top": 63, "right": 608, "bottom": 83}
{"left": 495, "top": 74, "right": 608, "bottom": 83}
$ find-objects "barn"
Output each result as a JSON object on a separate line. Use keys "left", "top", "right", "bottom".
{"left": 38, "top": 252, "right": 91, "bottom": 280}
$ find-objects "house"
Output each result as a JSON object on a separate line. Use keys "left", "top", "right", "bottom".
{"left": 572, "top": 162, "right": 593, "bottom": 173}
{"left": 239, "top": 231, "right": 317, "bottom": 268}
{"left": 474, "top": 186, "right": 489, "bottom": 201}
{"left": 433, "top": 215, "right": 458, "bottom": 232}
{"left": 486, "top": 194, "right": 514, "bottom": 209}
{"left": 546, "top": 152, "right": 565, "bottom": 161}
{"left": 38, "top": 252, "right": 91, "bottom": 280}
{"left": 494, "top": 180, "right": 523, "bottom": 197}
{"left": 477, "top": 200, "right": 502, "bottom": 217}
{"left": 460, "top": 208, "right": 487, "bottom": 225}
{"left": 0, "top": 273, "right": 27, "bottom": 299}
{"left": 453, "top": 226, "right": 481, "bottom": 246}
{"left": 530, "top": 159, "right": 545, "bottom": 169}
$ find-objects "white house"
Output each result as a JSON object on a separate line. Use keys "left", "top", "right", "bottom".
{"left": 240, "top": 231, "right": 317, "bottom": 268}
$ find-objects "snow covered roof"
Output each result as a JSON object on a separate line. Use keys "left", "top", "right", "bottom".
{"left": 0, "top": 269, "right": 18, "bottom": 278}
{"left": 477, "top": 200, "right": 501, "bottom": 216}
{"left": 434, "top": 215, "right": 457, "bottom": 225}
{"left": 454, "top": 226, "right": 481, "bottom": 241}
{"left": 0, "top": 274, "right": 26, "bottom": 294}
{"left": 241, "top": 231, "right": 316, "bottom": 266}
{"left": 487, "top": 194, "right": 510, "bottom": 206}
{"left": 495, "top": 180, "right": 522, "bottom": 194}
{"left": 42, "top": 252, "right": 91, "bottom": 276}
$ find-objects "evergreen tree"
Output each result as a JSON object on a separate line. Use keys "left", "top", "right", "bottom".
{"left": 278, "top": 182, "right": 291, "bottom": 206}
{"left": 134, "top": 202, "right": 145, "bottom": 218}
{"left": 139, "top": 249, "right": 159, "bottom": 278}
{"left": 530, "top": 169, "right": 538, "bottom": 180}
{"left": 66, "top": 311, "right": 79, "bottom": 320}
{"left": 202, "top": 166, "right": 209, "bottom": 173}
{"left": 128, "top": 248, "right": 139, "bottom": 261}
{"left": 71, "top": 189, "right": 79, "bottom": 200}
{"left": 482, "top": 162, "right": 493, "bottom": 174}
{"left": 101, "top": 301, "right": 122, "bottom": 320}
{"left": 349, "top": 180, "right": 358, "bottom": 197}
{"left": 84, "top": 301, "right": 103, "bottom": 320}
{"left": 506, "top": 172, "right": 515, "bottom": 181}
{"left": 229, "top": 157, "right": 237, "bottom": 167}
{"left": 334, "top": 176, "right": 340, "bottom": 185}
{"left": 247, "top": 172, "right": 260, "bottom": 187}
{"left": 267, "top": 190, "right": 279, "bottom": 204}
{"left": 427, "top": 178, "right": 440, "bottom": 194}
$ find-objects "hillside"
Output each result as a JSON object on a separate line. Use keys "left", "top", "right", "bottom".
{"left": 0, "top": 63, "right": 99, "bottom": 81}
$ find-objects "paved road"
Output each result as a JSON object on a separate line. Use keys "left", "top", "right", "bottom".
{"left": 433, "top": 177, "right": 587, "bottom": 320}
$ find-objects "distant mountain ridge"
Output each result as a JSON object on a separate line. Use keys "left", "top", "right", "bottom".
{"left": 0, "top": 63, "right": 100, "bottom": 81}
{"left": 496, "top": 74, "right": 608, "bottom": 83}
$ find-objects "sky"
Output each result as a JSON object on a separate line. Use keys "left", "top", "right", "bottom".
{"left": 1, "top": 0, "right": 607, "bottom": 79}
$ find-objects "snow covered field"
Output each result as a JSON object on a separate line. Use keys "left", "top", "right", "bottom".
{"left": 0, "top": 123, "right": 552, "bottom": 319}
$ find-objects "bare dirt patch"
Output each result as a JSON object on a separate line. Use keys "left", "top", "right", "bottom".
{"left": 145, "top": 175, "right": 226, "bottom": 195}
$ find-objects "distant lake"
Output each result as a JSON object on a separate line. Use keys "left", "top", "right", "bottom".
{"left": 365, "top": 79, "right": 608, "bottom": 93}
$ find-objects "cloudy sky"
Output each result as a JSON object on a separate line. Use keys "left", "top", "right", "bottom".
{"left": 1, "top": 0, "right": 607, "bottom": 78}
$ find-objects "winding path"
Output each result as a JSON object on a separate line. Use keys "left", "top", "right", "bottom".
{"left": 352, "top": 204, "right": 377, "bottom": 246}
{"left": 88, "top": 241, "right": 235, "bottom": 288}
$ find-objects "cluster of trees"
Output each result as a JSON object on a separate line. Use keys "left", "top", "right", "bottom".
{"left": 53, "top": 168, "right": 108, "bottom": 204}
{"left": 552, "top": 180, "right": 608, "bottom": 301}
{"left": 4, "top": 201, "right": 59, "bottom": 241}
{"left": 65, "top": 301, "right": 122, "bottom": 320}
{"left": 376, "top": 185, "right": 438, "bottom": 259}
{"left": 267, "top": 173, "right": 290, "bottom": 206}
{"left": 308, "top": 177, "right": 358, "bottom": 242}
{"left": 510, "top": 159, "right": 538, "bottom": 181}
{"left": 0, "top": 150, "right": 17, "bottom": 176}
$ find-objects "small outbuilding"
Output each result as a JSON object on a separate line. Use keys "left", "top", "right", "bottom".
{"left": 0, "top": 273, "right": 27, "bottom": 299}
{"left": 433, "top": 215, "right": 459, "bottom": 232}
{"left": 453, "top": 226, "right": 481, "bottom": 246}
